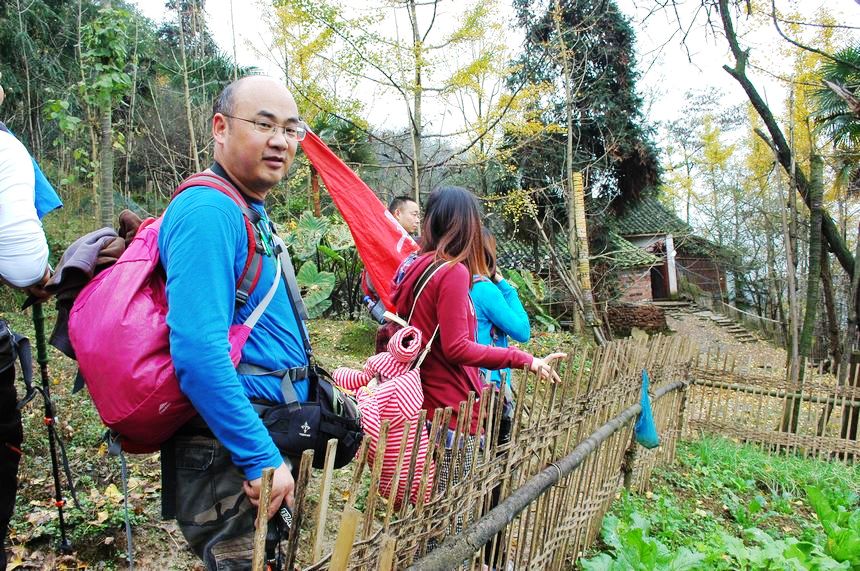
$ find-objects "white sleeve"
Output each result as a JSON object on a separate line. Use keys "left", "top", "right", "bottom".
{"left": 0, "top": 131, "right": 49, "bottom": 287}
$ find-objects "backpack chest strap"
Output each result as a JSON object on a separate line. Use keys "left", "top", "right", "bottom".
{"left": 237, "top": 363, "right": 305, "bottom": 411}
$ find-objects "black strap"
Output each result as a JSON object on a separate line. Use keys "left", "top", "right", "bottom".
{"left": 72, "top": 369, "right": 86, "bottom": 394}
{"left": 414, "top": 260, "right": 446, "bottom": 298}
{"left": 269, "top": 237, "right": 312, "bottom": 361}
{"left": 1, "top": 323, "right": 37, "bottom": 410}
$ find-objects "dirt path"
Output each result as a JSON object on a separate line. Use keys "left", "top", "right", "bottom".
{"left": 665, "top": 309, "right": 788, "bottom": 373}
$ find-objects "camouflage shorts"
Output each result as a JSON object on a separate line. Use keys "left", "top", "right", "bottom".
{"left": 162, "top": 431, "right": 287, "bottom": 570}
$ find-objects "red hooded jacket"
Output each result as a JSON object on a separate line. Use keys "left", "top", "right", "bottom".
{"left": 390, "top": 253, "right": 533, "bottom": 433}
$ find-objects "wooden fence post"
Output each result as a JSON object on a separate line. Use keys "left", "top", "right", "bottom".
{"left": 312, "top": 439, "right": 339, "bottom": 562}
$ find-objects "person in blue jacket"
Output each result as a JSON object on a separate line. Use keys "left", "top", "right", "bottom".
{"left": 158, "top": 75, "right": 309, "bottom": 570}
{"left": 472, "top": 228, "right": 530, "bottom": 570}
{"left": 471, "top": 228, "right": 531, "bottom": 390}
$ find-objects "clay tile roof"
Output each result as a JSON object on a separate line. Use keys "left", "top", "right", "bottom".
{"left": 616, "top": 196, "right": 692, "bottom": 237}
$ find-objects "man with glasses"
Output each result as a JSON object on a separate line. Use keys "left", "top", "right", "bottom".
{"left": 158, "top": 75, "right": 309, "bottom": 570}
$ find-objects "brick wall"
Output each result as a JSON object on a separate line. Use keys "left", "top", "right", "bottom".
{"left": 607, "top": 303, "right": 668, "bottom": 337}
{"left": 616, "top": 268, "right": 653, "bottom": 303}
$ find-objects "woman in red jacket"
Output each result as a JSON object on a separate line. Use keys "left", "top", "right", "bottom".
{"left": 388, "top": 186, "right": 565, "bottom": 502}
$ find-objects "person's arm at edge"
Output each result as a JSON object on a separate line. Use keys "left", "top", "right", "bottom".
{"left": 0, "top": 134, "right": 49, "bottom": 288}
{"left": 435, "top": 264, "right": 533, "bottom": 371}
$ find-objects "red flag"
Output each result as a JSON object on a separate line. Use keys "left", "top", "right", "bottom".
{"left": 300, "top": 131, "right": 419, "bottom": 310}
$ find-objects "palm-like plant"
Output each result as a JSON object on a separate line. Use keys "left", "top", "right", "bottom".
{"left": 812, "top": 46, "right": 860, "bottom": 195}
{"left": 812, "top": 46, "right": 860, "bottom": 146}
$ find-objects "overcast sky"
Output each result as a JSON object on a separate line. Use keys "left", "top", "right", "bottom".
{"left": 133, "top": 0, "right": 860, "bottom": 131}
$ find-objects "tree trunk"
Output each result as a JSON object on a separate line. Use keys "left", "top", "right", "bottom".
{"left": 717, "top": 0, "right": 855, "bottom": 279}
{"left": 124, "top": 20, "right": 139, "bottom": 197}
{"left": 777, "top": 146, "right": 800, "bottom": 431}
{"left": 554, "top": 0, "right": 583, "bottom": 334}
{"left": 15, "top": 0, "right": 36, "bottom": 153}
{"left": 828, "top": 223, "right": 860, "bottom": 441}
{"left": 178, "top": 5, "right": 201, "bottom": 173}
{"left": 820, "top": 254, "right": 841, "bottom": 369}
{"left": 77, "top": 0, "right": 99, "bottom": 217}
{"left": 311, "top": 167, "right": 321, "bottom": 217}
{"left": 781, "top": 154, "right": 823, "bottom": 433}
{"left": 229, "top": 0, "right": 238, "bottom": 81}
{"left": 685, "top": 154, "right": 693, "bottom": 225}
{"left": 798, "top": 158, "right": 822, "bottom": 359}
{"left": 98, "top": 99, "right": 114, "bottom": 227}
{"left": 572, "top": 172, "right": 601, "bottom": 334}
{"left": 408, "top": 0, "right": 422, "bottom": 205}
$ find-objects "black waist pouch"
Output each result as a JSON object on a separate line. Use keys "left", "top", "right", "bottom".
{"left": 257, "top": 366, "right": 363, "bottom": 470}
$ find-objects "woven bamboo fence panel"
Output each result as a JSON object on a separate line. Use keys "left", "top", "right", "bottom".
{"left": 684, "top": 346, "right": 860, "bottom": 460}
{"left": 280, "top": 335, "right": 696, "bottom": 570}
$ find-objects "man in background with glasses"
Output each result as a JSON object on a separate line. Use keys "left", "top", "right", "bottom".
{"left": 158, "top": 75, "right": 310, "bottom": 570}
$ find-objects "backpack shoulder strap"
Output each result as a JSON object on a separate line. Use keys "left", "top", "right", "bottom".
{"left": 408, "top": 260, "right": 450, "bottom": 323}
{"left": 404, "top": 260, "right": 450, "bottom": 367}
{"left": 173, "top": 172, "right": 264, "bottom": 306}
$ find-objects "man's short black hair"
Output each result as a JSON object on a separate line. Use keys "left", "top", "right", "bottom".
{"left": 388, "top": 195, "right": 417, "bottom": 214}
{"left": 213, "top": 75, "right": 262, "bottom": 117}
{"left": 213, "top": 81, "right": 238, "bottom": 117}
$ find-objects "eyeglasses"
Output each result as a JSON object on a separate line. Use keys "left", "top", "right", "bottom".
{"left": 222, "top": 114, "right": 307, "bottom": 141}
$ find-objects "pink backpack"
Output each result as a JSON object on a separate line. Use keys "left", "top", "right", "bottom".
{"left": 68, "top": 172, "right": 272, "bottom": 453}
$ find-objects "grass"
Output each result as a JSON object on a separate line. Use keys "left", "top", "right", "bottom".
{"left": 580, "top": 435, "right": 860, "bottom": 570}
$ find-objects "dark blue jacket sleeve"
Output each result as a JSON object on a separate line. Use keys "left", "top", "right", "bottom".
{"left": 160, "top": 191, "right": 283, "bottom": 480}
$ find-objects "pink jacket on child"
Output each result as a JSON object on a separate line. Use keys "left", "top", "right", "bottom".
{"left": 333, "top": 326, "right": 435, "bottom": 506}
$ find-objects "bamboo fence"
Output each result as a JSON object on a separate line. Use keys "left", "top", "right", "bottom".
{"left": 271, "top": 335, "right": 697, "bottom": 570}
{"left": 685, "top": 346, "right": 860, "bottom": 460}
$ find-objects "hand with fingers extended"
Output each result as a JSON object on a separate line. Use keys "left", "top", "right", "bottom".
{"left": 529, "top": 352, "right": 567, "bottom": 382}
{"left": 244, "top": 461, "right": 295, "bottom": 519}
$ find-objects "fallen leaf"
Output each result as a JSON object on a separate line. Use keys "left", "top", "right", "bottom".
{"left": 6, "top": 546, "right": 26, "bottom": 570}
{"left": 26, "top": 509, "right": 56, "bottom": 526}
{"left": 88, "top": 511, "right": 109, "bottom": 525}
{"left": 104, "top": 483, "right": 123, "bottom": 504}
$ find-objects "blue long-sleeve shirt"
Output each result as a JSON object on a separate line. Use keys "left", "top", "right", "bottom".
{"left": 470, "top": 276, "right": 531, "bottom": 387}
{"left": 159, "top": 185, "right": 309, "bottom": 479}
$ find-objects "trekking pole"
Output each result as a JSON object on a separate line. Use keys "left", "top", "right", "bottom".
{"left": 31, "top": 302, "right": 74, "bottom": 553}
{"left": 252, "top": 467, "right": 275, "bottom": 570}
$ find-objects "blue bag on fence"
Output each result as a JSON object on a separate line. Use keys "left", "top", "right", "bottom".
{"left": 634, "top": 369, "right": 660, "bottom": 449}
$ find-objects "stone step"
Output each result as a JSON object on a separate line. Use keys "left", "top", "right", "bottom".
{"left": 648, "top": 300, "right": 693, "bottom": 308}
